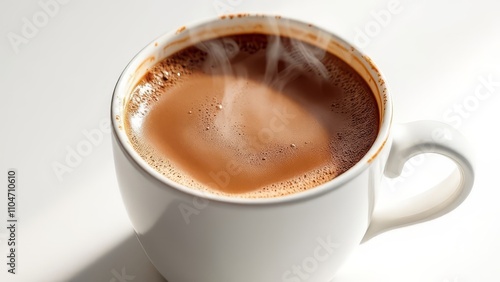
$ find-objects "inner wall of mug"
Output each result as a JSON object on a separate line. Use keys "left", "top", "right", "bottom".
{"left": 112, "top": 14, "right": 390, "bottom": 201}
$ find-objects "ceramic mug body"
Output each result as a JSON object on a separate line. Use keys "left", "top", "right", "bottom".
{"left": 111, "top": 15, "right": 474, "bottom": 282}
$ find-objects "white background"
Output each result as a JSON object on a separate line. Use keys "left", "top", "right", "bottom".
{"left": 1, "top": 0, "right": 499, "bottom": 281}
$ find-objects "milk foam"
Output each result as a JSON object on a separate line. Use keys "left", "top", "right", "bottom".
{"left": 125, "top": 34, "right": 379, "bottom": 198}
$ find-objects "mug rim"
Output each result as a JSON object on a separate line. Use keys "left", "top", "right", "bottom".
{"left": 111, "top": 13, "right": 392, "bottom": 205}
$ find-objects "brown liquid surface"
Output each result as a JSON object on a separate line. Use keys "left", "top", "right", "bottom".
{"left": 125, "top": 34, "right": 379, "bottom": 198}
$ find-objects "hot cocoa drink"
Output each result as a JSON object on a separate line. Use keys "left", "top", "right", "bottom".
{"left": 124, "top": 33, "right": 379, "bottom": 198}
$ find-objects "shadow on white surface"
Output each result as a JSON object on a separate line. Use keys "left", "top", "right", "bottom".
{"left": 68, "top": 234, "right": 167, "bottom": 282}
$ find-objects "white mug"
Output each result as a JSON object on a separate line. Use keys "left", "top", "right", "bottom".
{"left": 111, "top": 14, "right": 475, "bottom": 282}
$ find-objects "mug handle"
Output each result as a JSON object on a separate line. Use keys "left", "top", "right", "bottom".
{"left": 362, "top": 121, "right": 475, "bottom": 242}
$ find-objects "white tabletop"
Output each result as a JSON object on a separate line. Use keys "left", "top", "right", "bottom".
{"left": 1, "top": 0, "right": 499, "bottom": 281}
